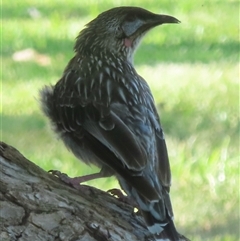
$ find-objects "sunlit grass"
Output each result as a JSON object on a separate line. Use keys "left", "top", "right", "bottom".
{"left": 2, "top": 1, "right": 239, "bottom": 240}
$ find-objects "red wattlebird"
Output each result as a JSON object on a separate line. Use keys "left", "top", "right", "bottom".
{"left": 40, "top": 7, "right": 189, "bottom": 241}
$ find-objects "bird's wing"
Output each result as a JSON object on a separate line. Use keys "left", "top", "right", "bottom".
{"left": 53, "top": 61, "right": 171, "bottom": 200}
{"left": 155, "top": 119, "right": 171, "bottom": 191}
{"left": 53, "top": 65, "right": 148, "bottom": 171}
{"left": 83, "top": 108, "right": 148, "bottom": 172}
{"left": 137, "top": 76, "right": 172, "bottom": 190}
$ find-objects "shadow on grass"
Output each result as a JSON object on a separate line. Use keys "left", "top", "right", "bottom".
{"left": 2, "top": 3, "right": 91, "bottom": 20}
{"left": 188, "top": 214, "right": 239, "bottom": 240}
{"left": 159, "top": 102, "right": 239, "bottom": 147}
{"left": 2, "top": 114, "right": 45, "bottom": 134}
{"left": 3, "top": 37, "right": 239, "bottom": 65}
{"left": 135, "top": 40, "right": 239, "bottom": 64}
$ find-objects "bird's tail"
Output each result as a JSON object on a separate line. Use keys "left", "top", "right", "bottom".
{"left": 39, "top": 85, "right": 55, "bottom": 121}
{"left": 141, "top": 207, "right": 180, "bottom": 241}
{"left": 142, "top": 207, "right": 191, "bottom": 241}
{"left": 119, "top": 176, "right": 190, "bottom": 241}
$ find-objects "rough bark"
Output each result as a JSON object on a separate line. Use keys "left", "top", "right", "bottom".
{"left": 0, "top": 142, "right": 153, "bottom": 241}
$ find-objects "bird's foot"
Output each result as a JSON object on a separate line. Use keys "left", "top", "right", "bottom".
{"left": 49, "top": 169, "right": 104, "bottom": 183}
{"left": 107, "top": 188, "right": 138, "bottom": 207}
{"left": 48, "top": 170, "right": 95, "bottom": 192}
{"left": 49, "top": 170, "right": 76, "bottom": 185}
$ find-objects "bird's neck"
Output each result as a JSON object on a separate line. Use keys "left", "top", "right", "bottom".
{"left": 75, "top": 46, "right": 135, "bottom": 69}
{"left": 75, "top": 31, "right": 136, "bottom": 66}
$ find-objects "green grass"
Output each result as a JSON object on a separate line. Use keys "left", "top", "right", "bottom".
{"left": 1, "top": 1, "right": 239, "bottom": 240}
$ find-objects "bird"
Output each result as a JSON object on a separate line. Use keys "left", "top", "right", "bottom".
{"left": 39, "top": 6, "right": 189, "bottom": 241}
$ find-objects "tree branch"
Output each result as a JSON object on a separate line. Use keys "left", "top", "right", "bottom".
{"left": 0, "top": 141, "right": 153, "bottom": 241}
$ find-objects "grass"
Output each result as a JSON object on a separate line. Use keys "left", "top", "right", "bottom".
{"left": 1, "top": 1, "right": 239, "bottom": 240}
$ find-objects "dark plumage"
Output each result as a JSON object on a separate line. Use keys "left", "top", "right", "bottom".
{"left": 40, "top": 6, "right": 189, "bottom": 241}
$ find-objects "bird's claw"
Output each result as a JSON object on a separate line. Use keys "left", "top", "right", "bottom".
{"left": 48, "top": 170, "right": 73, "bottom": 184}
{"left": 107, "top": 188, "right": 125, "bottom": 198}
{"left": 48, "top": 170, "right": 94, "bottom": 195}
{"left": 107, "top": 188, "right": 138, "bottom": 207}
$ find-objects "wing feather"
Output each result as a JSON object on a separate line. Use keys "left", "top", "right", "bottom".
{"left": 50, "top": 58, "right": 171, "bottom": 202}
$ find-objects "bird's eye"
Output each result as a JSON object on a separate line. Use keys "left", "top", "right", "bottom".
{"left": 117, "top": 26, "right": 121, "bottom": 32}
{"left": 116, "top": 26, "right": 124, "bottom": 37}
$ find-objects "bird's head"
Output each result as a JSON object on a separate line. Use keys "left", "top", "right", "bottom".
{"left": 75, "top": 7, "right": 180, "bottom": 64}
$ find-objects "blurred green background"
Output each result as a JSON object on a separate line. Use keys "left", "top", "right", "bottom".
{"left": 2, "top": 1, "right": 239, "bottom": 240}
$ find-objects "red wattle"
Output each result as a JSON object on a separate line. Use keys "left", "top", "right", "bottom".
{"left": 124, "top": 38, "right": 132, "bottom": 47}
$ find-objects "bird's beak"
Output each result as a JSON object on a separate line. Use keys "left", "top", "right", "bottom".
{"left": 121, "top": 10, "right": 180, "bottom": 49}
{"left": 141, "top": 14, "right": 180, "bottom": 33}
{"left": 151, "top": 14, "right": 180, "bottom": 25}
{"left": 122, "top": 14, "right": 180, "bottom": 40}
